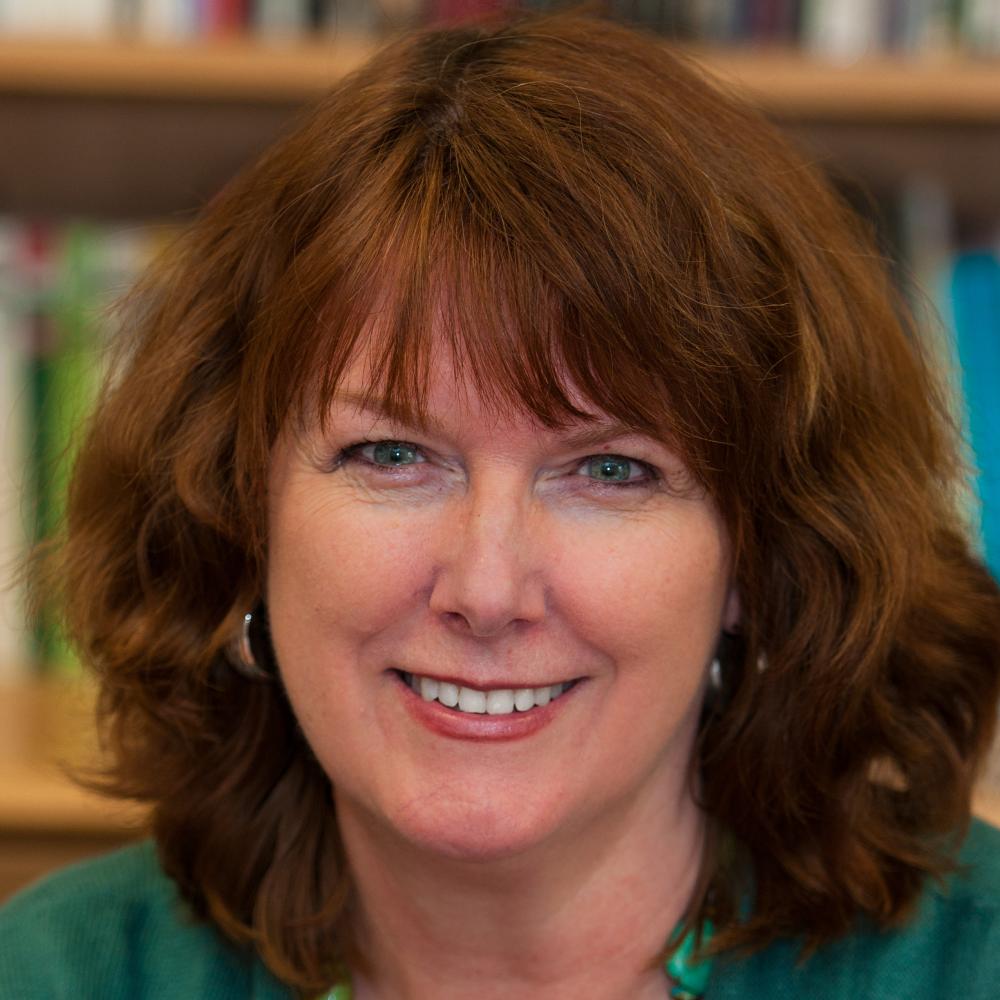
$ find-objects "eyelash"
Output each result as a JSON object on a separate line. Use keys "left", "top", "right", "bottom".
{"left": 331, "top": 439, "right": 661, "bottom": 490}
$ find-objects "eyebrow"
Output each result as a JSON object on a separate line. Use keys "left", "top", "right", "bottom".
{"left": 329, "top": 390, "right": 647, "bottom": 450}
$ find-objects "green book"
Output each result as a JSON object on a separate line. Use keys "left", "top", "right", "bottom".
{"left": 31, "top": 221, "right": 108, "bottom": 676}
{"left": 0, "top": 218, "right": 31, "bottom": 680}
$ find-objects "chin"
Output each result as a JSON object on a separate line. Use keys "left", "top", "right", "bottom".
{"left": 388, "top": 796, "right": 556, "bottom": 863}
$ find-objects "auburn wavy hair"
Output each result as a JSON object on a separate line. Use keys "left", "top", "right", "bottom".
{"left": 33, "top": 3, "right": 1000, "bottom": 994}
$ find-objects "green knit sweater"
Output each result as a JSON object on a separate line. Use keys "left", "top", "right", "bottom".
{"left": 2, "top": 819, "right": 999, "bottom": 998}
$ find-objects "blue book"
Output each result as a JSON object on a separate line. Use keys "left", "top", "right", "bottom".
{"left": 950, "top": 251, "right": 1000, "bottom": 580}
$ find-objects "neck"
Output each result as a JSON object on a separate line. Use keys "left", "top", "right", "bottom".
{"left": 335, "top": 781, "right": 706, "bottom": 1000}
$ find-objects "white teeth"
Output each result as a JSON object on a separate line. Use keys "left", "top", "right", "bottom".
{"left": 486, "top": 690, "right": 515, "bottom": 715}
{"left": 513, "top": 688, "right": 535, "bottom": 711}
{"left": 457, "top": 688, "right": 487, "bottom": 714}
{"left": 437, "top": 682, "right": 459, "bottom": 708}
{"left": 406, "top": 673, "right": 572, "bottom": 716}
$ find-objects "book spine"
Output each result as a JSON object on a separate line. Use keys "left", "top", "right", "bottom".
{"left": 0, "top": 0, "right": 118, "bottom": 37}
{"left": 322, "top": 0, "right": 381, "bottom": 35}
{"left": 689, "top": 0, "right": 741, "bottom": 45}
{"left": 203, "top": 0, "right": 249, "bottom": 35}
{"left": 138, "top": 0, "right": 201, "bottom": 41}
{"left": 896, "top": 173, "right": 956, "bottom": 373}
{"left": 17, "top": 222, "right": 60, "bottom": 671}
{"left": 37, "top": 221, "right": 114, "bottom": 676}
{"left": 0, "top": 217, "right": 169, "bottom": 675}
{"left": 960, "top": 0, "right": 1000, "bottom": 56}
{"left": 250, "top": 0, "right": 311, "bottom": 38}
{"left": 0, "top": 219, "right": 30, "bottom": 680}
{"left": 424, "top": 0, "right": 514, "bottom": 28}
{"left": 949, "top": 250, "right": 1000, "bottom": 581}
{"left": 801, "top": 0, "right": 879, "bottom": 61}
{"left": 113, "top": 0, "right": 145, "bottom": 34}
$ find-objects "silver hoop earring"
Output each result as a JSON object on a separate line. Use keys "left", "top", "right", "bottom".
{"left": 708, "top": 656, "right": 723, "bottom": 693}
{"left": 704, "top": 631, "right": 761, "bottom": 714}
{"left": 226, "top": 608, "right": 272, "bottom": 681}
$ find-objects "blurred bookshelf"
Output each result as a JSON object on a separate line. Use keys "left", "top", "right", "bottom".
{"left": 1, "top": 0, "right": 999, "bottom": 891}
{"left": 0, "top": 677, "right": 146, "bottom": 901}
{"left": 0, "top": 35, "right": 997, "bottom": 117}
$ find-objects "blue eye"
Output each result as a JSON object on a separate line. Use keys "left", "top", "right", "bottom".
{"left": 333, "top": 441, "right": 657, "bottom": 490}
{"left": 333, "top": 439, "right": 426, "bottom": 473}
{"left": 587, "top": 456, "right": 633, "bottom": 481}
{"left": 580, "top": 454, "right": 656, "bottom": 488}
{"left": 369, "top": 441, "right": 422, "bottom": 466}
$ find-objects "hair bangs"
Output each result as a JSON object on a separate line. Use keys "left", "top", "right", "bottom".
{"left": 283, "top": 121, "right": 690, "bottom": 466}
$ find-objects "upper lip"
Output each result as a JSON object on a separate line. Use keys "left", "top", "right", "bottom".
{"left": 395, "top": 669, "right": 580, "bottom": 691}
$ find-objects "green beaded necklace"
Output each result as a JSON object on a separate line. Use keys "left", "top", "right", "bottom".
{"left": 319, "top": 921, "right": 713, "bottom": 1000}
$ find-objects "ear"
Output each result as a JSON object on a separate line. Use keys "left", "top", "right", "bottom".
{"left": 722, "top": 584, "right": 741, "bottom": 633}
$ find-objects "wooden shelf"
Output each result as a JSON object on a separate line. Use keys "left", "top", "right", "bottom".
{"left": 0, "top": 36, "right": 998, "bottom": 121}
{"left": 0, "top": 677, "right": 146, "bottom": 901}
{"left": 701, "top": 47, "right": 1000, "bottom": 123}
{"left": 0, "top": 36, "right": 997, "bottom": 221}
{"left": 978, "top": 789, "right": 1000, "bottom": 828}
{"left": 0, "top": 678, "right": 145, "bottom": 835}
{"left": 0, "top": 35, "right": 376, "bottom": 103}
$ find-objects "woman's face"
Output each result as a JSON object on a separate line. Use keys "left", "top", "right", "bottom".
{"left": 267, "top": 341, "right": 738, "bottom": 861}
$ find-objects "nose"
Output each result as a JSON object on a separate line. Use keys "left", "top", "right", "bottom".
{"left": 428, "top": 480, "right": 546, "bottom": 637}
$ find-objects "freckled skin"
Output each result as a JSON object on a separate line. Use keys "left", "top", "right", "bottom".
{"left": 266, "top": 344, "right": 739, "bottom": 866}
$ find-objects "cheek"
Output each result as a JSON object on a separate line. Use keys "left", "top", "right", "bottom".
{"left": 268, "top": 486, "right": 429, "bottom": 638}
{"left": 553, "top": 512, "right": 729, "bottom": 676}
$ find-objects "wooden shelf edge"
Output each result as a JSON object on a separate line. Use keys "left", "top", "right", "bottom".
{"left": 0, "top": 675, "right": 146, "bottom": 834}
{"left": 0, "top": 34, "right": 377, "bottom": 102}
{"left": 0, "top": 765, "right": 147, "bottom": 835}
{"left": 974, "top": 789, "right": 1000, "bottom": 829}
{"left": 697, "top": 46, "right": 1000, "bottom": 121}
{"left": 0, "top": 36, "right": 997, "bottom": 119}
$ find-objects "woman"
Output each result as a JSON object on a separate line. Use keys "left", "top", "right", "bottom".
{"left": 2, "top": 6, "right": 999, "bottom": 998}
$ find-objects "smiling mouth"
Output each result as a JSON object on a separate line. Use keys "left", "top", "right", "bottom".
{"left": 395, "top": 670, "right": 582, "bottom": 716}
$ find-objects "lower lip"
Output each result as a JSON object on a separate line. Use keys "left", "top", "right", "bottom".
{"left": 394, "top": 672, "right": 583, "bottom": 742}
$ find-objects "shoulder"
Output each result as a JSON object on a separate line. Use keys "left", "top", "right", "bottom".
{"left": 0, "top": 841, "right": 290, "bottom": 1000}
{"left": 710, "top": 818, "right": 1000, "bottom": 1000}
{"left": 953, "top": 815, "right": 1000, "bottom": 899}
{"left": 883, "top": 818, "right": 1000, "bottom": 997}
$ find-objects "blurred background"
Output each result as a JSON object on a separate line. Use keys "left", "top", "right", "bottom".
{"left": 0, "top": 0, "right": 998, "bottom": 900}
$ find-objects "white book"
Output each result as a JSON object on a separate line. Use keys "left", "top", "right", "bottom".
{"left": 802, "top": 0, "right": 880, "bottom": 63}
{"left": 898, "top": 173, "right": 954, "bottom": 345}
{"left": 0, "top": 0, "right": 118, "bottom": 38}
{"left": 100, "top": 224, "right": 153, "bottom": 295}
{"left": 961, "top": 0, "right": 1000, "bottom": 56}
{"left": 0, "top": 219, "right": 31, "bottom": 681}
{"left": 138, "top": 0, "right": 200, "bottom": 42}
